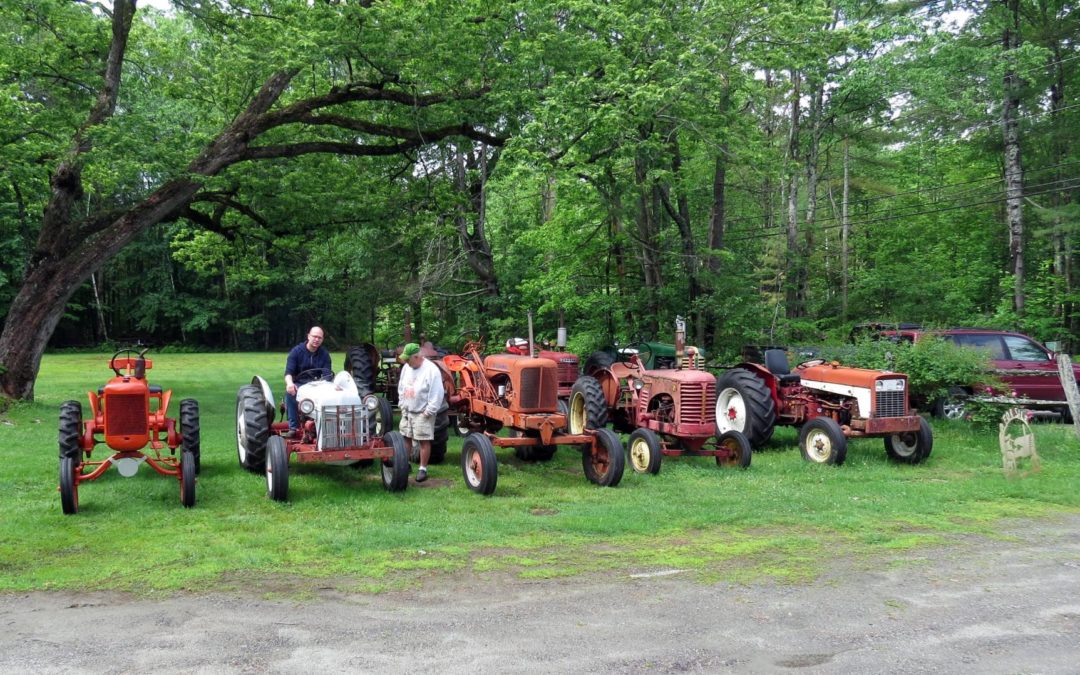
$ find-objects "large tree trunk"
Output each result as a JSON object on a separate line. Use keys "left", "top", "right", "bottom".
{"left": 658, "top": 132, "right": 702, "bottom": 342}
{"left": 634, "top": 151, "right": 664, "bottom": 336}
{"left": 1002, "top": 0, "right": 1025, "bottom": 314}
{"left": 784, "top": 69, "right": 804, "bottom": 319}
{"left": 841, "top": 137, "right": 851, "bottom": 321}
{"left": 452, "top": 146, "right": 501, "bottom": 300}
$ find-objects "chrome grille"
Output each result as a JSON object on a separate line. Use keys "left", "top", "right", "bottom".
{"left": 105, "top": 394, "right": 147, "bottom": 435}
{"left": 874, "top": 391, "right": 907, "bottom": 418}
{"left": 319, "top": 405, "right": 370, "bottom": 450}
{"left": 679, "top": 382, "right": 716, "bottom": 424}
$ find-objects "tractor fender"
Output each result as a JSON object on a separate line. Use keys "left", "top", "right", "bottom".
{"left": 432, "top": 359, "right": 457, "bottom": 398}
{"left": 251, "top": 375, "right": 277, "bottom": 417}
{"left": 730, "top": 362, "right": 780, "bottom": 403}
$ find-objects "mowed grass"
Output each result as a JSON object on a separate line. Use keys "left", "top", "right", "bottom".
{"left": 1, "top": 351, "right": 1078, "bottom": 595}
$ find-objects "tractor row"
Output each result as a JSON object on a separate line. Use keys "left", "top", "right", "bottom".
{"left": 56, "top": 320, "right": 932, "bottom": 512}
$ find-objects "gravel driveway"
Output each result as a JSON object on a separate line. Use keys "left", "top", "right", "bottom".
{"left": 2, "top": 514, "right": 1078, "bottom": 674}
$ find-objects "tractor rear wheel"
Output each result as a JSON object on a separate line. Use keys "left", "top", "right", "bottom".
{"left": 381, "top": 431, "right": 410, "bottom": 492}
{"left": 59, "top": 456, "right": 79, "bottom": 515}
{"left": 461, "top": 433, "right": 498, "bottom": 495}
{"left": 512, "top": 430, "right": 556, "bottom": 462}
{"left": 884, "top": 417, "right": 933, "bottom": 464}
{"left": 583, "top": 350, "right": 615, "bottom": 376}
{"left": 715, "top": 368, "right": 777, "bottom": 448}
{"left": 265, "top": 436, "right": 289, "bottom": 502}
{"left": 58, "top": 400, "right": 83, "bottom": 461}
{"left": 628, "top": 428, "right": 662, "bottom": 475}
{"left": 180, "top": 398, "right": 201, "bottom": 474}
{"left": 715, "top": 430, "right": 752, "bottom": 469}
{"left": 568, "top": 376, "right": 608, "bottom": 434}
{"left": 346, "top": 346, "right": 375, "bottom": 397}
{"left": 582, "top": 428, "right": 625, "bottom": 487}
{"left": 180, "top": 450, "right": 196, "bottom": 508}
{"left": 430, "top": 406, "right": 450, "bottom": 465}
{"left": 799, "top": 417, "right": 847, "bottom": 466}
{"left": 236, "top": 385, "right": 270, "bottom": 473}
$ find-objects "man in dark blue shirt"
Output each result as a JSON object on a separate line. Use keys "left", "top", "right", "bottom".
{"left": 284, "top": 326, "right": 332, "bottom": 433}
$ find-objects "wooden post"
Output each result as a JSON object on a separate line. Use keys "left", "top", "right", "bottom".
{"left": 1055, "top": 353, "right": 1080, "bottom": 440}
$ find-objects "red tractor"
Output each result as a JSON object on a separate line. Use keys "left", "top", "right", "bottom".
{"left": 577, "top": 318, "right": 752, "bottom": 474}
{"left": 57, "top": 347, "right": 199, "bottom": 514}
{"left": 443, "top": 338, "right": 625, "bottom": 495}
{"left": 504, "top": 332, "right": 580, "bottom": 407}
{"left": 715, "top": 348, "right": 933, "bottom": 465}
{"left": 235, "top": 369, "right": 406, "bottom": 502}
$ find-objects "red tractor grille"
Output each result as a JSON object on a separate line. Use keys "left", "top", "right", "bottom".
{"left": 556, "top": 360, "right": 579, "bottom": 388}
{"left": 679, "top": 382, "right": 716, "bottom": 425}
{"left": 105, "top": 394, "right": 148, "bottom": 435}
{"left": 874, "top": 391, "right": 907, "bottom": 418}
{"left": 519, "top": 366, "right": 558, "bottom": 411}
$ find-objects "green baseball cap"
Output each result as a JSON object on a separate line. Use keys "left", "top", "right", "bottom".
{"left": 401, "top": 342, "right": 421, "bottom": 359}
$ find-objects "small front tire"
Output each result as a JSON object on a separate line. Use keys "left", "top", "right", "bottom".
{"left": 59, "top": 456, "right": 79, "bottom": 515}
{"left": 715, "top": 430, "right": 752, "bottom": 469}
{"left": 799, "top": 417, "right": 847, "bottom": 466}
{"left": 266, "top": 436, "right": 289, "bottom": 502}
{"left": 628, "top": 428, "right": 662, "bottom": 475}
{"left": 180, "top": 398, "right": 201, "bottom": 474}
{"left": 180, "top": 450, "right": 197, "bottom": 508}
{"left": 583, "top": 428, "right": 625, "bottom": 487}
{"left": 381, "top": 431, "right": 410, "bottom": 492}
{"left": 885, "top": 417, "right": 933, "bottom": 464}
{"left": 461, "top": 433, "right": 498, "bottom": 495}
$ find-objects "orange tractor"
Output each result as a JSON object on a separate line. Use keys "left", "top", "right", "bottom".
{"left": 443, "top": 338, "right": 624, "bottom": 495}
{"left": 57, "top": 347, "right": 199, "bottom": 514}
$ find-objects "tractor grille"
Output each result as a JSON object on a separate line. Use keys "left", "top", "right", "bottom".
{"left": 874, "top": 391, "right": 907, "bottom": 418}
{"left": 556, "top": 360, "right": 579, "bottom": 387}
{"left": 105, "top": 394, "right": 147, "bottom": 435}
{"left": 679, "top": 382, "right": 716, "bottom": 424}
{"left": 319, "top": 405, "right": 370, "bottom": 450}
{"left": 519, "top": 366, "right": 558, "bottom": 411}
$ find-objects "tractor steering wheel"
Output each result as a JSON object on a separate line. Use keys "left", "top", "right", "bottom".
{"left": 296, "top": 367, "right": 333, "bottom": 386}
{"left": 624, "top": 341, "right": 653, "bottom": 368}
{"left": 110, "top": 346, "right": 150, "bottom": 377}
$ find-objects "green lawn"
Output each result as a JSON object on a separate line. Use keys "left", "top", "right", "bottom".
{"left": 2, "top": 352, "right": 1077, "bottom": 596}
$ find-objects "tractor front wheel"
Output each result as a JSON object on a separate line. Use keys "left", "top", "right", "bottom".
{"left": 461, "top": 433, "right": 498, "bottom": 495}
{"left": 266, "top": 436, "right": 289, "bottom": 502}
{"left": 59, "top": 456, "right": 79, "bottom": 515}
{"left": 180, "top": 398, "right": 201, "bottom": 474}
{"left": 381, "top": 431, "right": 410, "bottom": 492}
{"left": 884, "top": 417, "right": 934, "bottom": 464}
{"left": 568, "top": 376, "right": 608, "bottom": 434}
{"left": 715, "top": 368, "right": 777, "bottom": 448}
{"left": 236, "top": 385, "right": 270, "bottom": 473}
{"left": 715, "top": 430, "right": 752, "bottom": 469}
{"left": 583, "top": 428, "right": 625, "bottom": 487}
{"left": 180, "top": 450, "right": 196, "bottom": 508}
{"left": 58, "top": 400, "right": 83, "bottom": 461}
{"left": 799, "top": 417, "right": 847, "bottom": 466}
{"left": 628, "top": 428, "right": 662, "bottom": 475}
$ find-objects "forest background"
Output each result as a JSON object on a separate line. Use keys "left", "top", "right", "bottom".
{"left": 1, "top": 0, "right": 1077, "bottom": 400}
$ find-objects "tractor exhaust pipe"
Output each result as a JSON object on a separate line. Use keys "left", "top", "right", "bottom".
{"left": 675, "top": 316, "right": 686, "bottom": 370}
{"left": 557, "top": 310, "right": 567, "bottom": 350}
{"left": 527, "top": 310, "right": 536, "bottom": 358}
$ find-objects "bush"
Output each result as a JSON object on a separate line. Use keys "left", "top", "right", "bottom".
{"left": 841, "top": 336, "right": 999, "bottom": 410}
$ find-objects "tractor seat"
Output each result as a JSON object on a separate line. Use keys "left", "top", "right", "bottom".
{"left": 764, "top": 349, "right": 801, "bottom": 385}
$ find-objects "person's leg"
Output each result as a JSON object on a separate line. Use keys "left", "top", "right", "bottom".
{"left": 414, "top": 413, "right": 435, "bottom": 482}
{"left": 285, "top": 391, "right": 298, "bottom": 431}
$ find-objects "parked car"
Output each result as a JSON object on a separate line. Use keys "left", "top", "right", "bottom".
{"left": 859, "top": 324, "right": 1080, "bottom": 419}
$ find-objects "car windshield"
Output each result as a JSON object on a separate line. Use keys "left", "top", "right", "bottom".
{"left": 1003, "top": 336, "right": 1052, "bottom": 362}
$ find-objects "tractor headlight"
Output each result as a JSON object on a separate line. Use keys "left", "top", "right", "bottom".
{"left": 363, "top": 395, "right": 379, "bottom": 411}
{"left": 299, "top": 398, "right": 315, "bottom": 414}
{"left": 634, "top": 379, "right": 644, "bottom": 390}
{"left": 875, "top": 379, "right": 905, "bottom": 392}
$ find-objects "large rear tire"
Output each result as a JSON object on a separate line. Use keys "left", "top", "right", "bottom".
{"left": 884, "top": 417, "right": 933, "bottom": 464}
{"left": 627, "top": 428, "right": 662, "bottom": 475}
{"left": 381, "top": 431, "right": 410, "bottom": 492}
{"left": 236, "top": 385, "right": 270, "bottom": 473}
{"left": 265, "top": 436, "right": 289, "bottom": 502}
{"left": 461, "top": 433, "right": 498, "bottom": 495}
{"left": 799, "top": 417, "right": 847, "bottom": 466}
{"left": 180, "top": 450, "right": 197, "bottom": 508}
{"left": 59, "top": 456, "right": 79, "bottom": 515}
{"left": 582, "top": 428, "right": 624, "bottom": 487}
{"left": 582, "top": 350, "right": 615, "bottom": 376}
{"left": 430, "top": 406, "right": 450, "bottom": 465}
{"left": 346, "top": 346, "right": 375, "bottom": 397}
{"left": 715, "top": 368, "right": 777, "bottom": 448}
{"left": 568, "top": 375, "right": 608, "bottom": 434}
{"left": 58, "top": 400, "right": 83, "bottom": 461}
{"left": 180, "top": 398, "right": 201, "bottom": 474}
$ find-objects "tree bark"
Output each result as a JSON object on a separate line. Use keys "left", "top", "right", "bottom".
{"left": 1002, "top": 0, "right": 1025, "bottom": 315}
{"left": 785, "top": 69, "right": 803, "bottom": 319}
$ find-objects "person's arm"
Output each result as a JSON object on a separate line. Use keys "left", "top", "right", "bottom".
{"left": 423, "top": 364, "right": 445, "bottom": 416}
{"left": 285, "top": 347, "right": 298, "bottom": 395}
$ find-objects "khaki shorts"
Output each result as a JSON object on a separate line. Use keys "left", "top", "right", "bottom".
{"left": 400, "top": 409, "right": 435, "bottom": 441}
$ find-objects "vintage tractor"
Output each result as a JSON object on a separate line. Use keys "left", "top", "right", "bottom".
{"left": 715, "top": 348, "right": 933, "bottom": 465}
{"left": 235, "top": 367, "right": 406, "bottom": 501}
{"left": 575, "top": 318, "right": 751, "bottom": 474}
{"left": 57, "top": 347, "right": 199, "bottom": 514}
{"left": 443, "top": 338, "right": 625, "bottom": 495}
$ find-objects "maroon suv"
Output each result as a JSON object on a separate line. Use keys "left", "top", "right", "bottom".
{"left": 869, "top": 326, "right": 1079, "bottom": 418}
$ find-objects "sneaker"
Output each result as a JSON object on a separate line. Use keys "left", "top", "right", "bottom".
{"left": 416, "top": 468, "right": 428, "bottom": 483}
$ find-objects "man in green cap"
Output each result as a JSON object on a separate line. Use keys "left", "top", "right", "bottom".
{"left": 397, "top": 342, "right": 445, "bottom": 482}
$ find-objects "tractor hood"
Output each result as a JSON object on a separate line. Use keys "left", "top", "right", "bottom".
{"left": 798, "top": 363, "right": 907, "bottom": 389}
{"left": 483, "top": 353, "right": 555, "bottom": 373}
{"left": 798, "top": 363, "right": 908, "bottom": 419}
{"left": 643, "top": 368, "right": 716, "bottom": 385}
